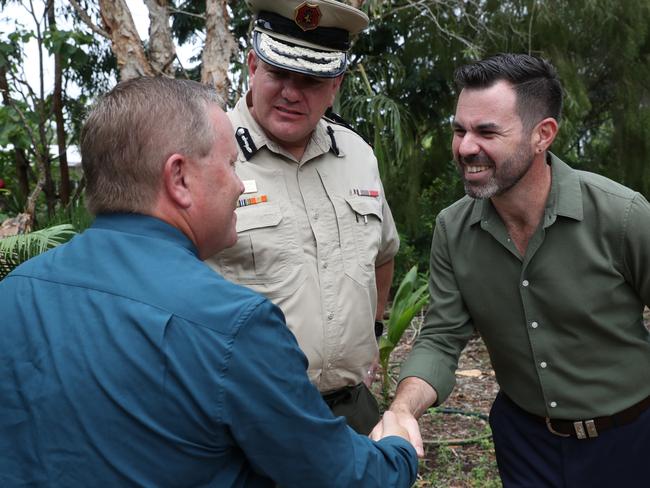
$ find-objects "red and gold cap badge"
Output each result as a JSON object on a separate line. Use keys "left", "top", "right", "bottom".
{"left": 294, "top": 2, "right": 321, "bottom": 31}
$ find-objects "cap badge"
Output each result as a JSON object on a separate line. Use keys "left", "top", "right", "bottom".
{"left": 294, "top": 2, "right": 321, "bottom": 31}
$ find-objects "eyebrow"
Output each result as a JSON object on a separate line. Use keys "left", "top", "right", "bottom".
{"left": 452, "top": 120, "right": 501, "bottom": 131}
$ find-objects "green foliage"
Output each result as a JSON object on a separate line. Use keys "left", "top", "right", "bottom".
{"left": 379, "top": 265, "right": 429, "bottom": 400}
{"left": 44, "top": 29, "right": 92, "bottom": 67}
{"left": 0, "top": 224, "right": 76, "bottom": 280}
{"left": 36, "top": 196, "right": 92, "bottom": 233}
{"left": 335, "top": 0, "right": 650, "bottom": 287}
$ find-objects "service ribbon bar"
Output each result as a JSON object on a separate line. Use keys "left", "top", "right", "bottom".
{"left": 352, "top": 188, "right": 380, "bottom": 197}
{"left": 237, "top": 194, "right": 268, "bottom": 208}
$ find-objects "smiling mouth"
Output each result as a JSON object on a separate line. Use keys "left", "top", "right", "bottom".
{"left": 465, "top": 165, "right": 491, "bottom": 174}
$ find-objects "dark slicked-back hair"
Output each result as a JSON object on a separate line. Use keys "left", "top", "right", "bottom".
{"left": 81, "top": 77, "right": 223, "bottom": 215}
{"left": 454, "top": 53, "right": 563, "bottom": 131}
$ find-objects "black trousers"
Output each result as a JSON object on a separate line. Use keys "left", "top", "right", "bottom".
{"left": 322, "top": 383, "right": 380, "bottom": 435}
{"left": 489, "top": 392, "right": 650, "bottom": 487}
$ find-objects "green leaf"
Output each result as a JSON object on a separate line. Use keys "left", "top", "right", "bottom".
{"left": 0, "top": 224, "right": 76, "bottom": 280}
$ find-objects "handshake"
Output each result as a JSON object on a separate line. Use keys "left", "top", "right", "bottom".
{"left": 370, "top": 409, "right": 425, "bottom": 458}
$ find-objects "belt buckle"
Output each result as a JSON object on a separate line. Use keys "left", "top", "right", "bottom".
{"left": 545, "top": 417, "right": 570, "bottom": 437}
{"left": 573, "top": 420, "right": 599, "bottom": 439}
{"left": 584, "top": 419, "right": 598, "bottom": 438}
{"left": 545, "top": 418, "right": 599, "bottom": 439}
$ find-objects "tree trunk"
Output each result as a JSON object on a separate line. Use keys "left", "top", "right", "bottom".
{"left": 143, "top": 0, "right": 176, "bottom": 76}
{"left": 99, "top": 0, "right": 154, "bottom": 80}
{"left": 0, "top": 66, "right": 30, "bottom": 202}
{"left": 202, "top": 0, "right": 236, "bottom": 100}
{"left": 31, "top": 4, "right": 55, "bottom": 218}
{"left": 47, "top": 0, "right": 71, "bottom": 206}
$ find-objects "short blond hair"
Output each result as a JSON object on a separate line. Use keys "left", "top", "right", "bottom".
{"left": 81, "top": 77, "right": 223, "bottom": 215}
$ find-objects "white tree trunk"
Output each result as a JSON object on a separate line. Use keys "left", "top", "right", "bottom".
{"left": 201, "top": 0, "right": 236, "bottom": 100}
{"left": 143, "top": 0, "right": 176, "bottom": 76}
{"left": 99, "top": 0, "right": 154, "bottom": 80}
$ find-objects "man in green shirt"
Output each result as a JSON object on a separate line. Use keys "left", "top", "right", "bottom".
{"left": 372, "top": 53, "right": 650, "bottom": 486}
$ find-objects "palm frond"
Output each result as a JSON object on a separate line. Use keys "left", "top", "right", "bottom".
{"left": 0, "top": 224, "right": 76, "bottom": 280}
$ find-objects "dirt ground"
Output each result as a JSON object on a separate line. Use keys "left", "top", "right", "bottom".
{"left": 379, "top": 307, "right": 650, "bottom": 487}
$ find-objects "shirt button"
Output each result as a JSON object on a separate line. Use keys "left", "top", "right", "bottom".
{"left": 550, "top": 401, "right": 557, "bottom": 408}
{"left": 531, "top": 321, "right": 539, "bottom": 328}
{"left": 540, "top": 361, "right": 547, "bottom": 368}
{"left": 322, "top": 261, "right": 328, "bottom": 269}
{"left": 313, "top": 212, "right": 319, "bottom": 220}
{"left": 327, "top": 312, "right": 334, "bottom": 320}
{"left": 522, "top": 280, "right": 529, "bottom": 287}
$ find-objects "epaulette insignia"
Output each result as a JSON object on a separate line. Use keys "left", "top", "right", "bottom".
{"left": 235, "top": 127, "right": 258, "bottom": 160}
{"left": 327, "top": 126, "right": 340, "bottom": 156}
{"left": 323, "top": 108, "right": 373, "bottom": 147}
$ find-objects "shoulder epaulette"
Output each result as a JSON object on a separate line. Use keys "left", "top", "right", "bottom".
{"left": 323, "top": 108, "right": 373, "bottom": 148}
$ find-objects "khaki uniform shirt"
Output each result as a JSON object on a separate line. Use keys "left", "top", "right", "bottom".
{"left": 206, "top": 96, "right": 400, "bottom": 392}
{"left": 399, "top": 154, "right": 650, "bottom": 419}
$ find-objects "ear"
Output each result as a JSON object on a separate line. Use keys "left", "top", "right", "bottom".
{"left": 247, "top": 50, "right": 259, "bottom": 79}
{"left": 162, "top": 153, "right": 192, "bottom": 209}
{"left": 532, "top": 117, "right": 559, "bottom": 154}
{"left": 329, "top": 74, "right": 344, "bottom": 105}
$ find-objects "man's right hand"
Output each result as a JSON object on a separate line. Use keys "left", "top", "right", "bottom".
{"left": 370, "top": 409, "right": 424, "bottom": 458}
{"left": 370, "top": 377, "right": 438, "bottom": 458}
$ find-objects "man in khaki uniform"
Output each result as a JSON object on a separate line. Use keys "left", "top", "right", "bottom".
{"left": 206, "top": 0, "right": 399, "bottom": 434}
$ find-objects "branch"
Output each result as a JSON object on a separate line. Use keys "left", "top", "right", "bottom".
{"left": 4, "top": 98, "right": 48, "bottom": 221}
{"left": 169, "top": 7, "right": 205, "bottom": 20}
{"left": 68, "top": 0, "right": 111, "bottom": 39}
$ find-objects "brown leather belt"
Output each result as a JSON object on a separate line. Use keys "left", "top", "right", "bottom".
{"left": 504, "top": 393, "right": 650, "bottom": 440}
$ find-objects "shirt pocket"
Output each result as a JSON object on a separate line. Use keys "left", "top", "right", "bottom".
{"left": 217, "top": 201, "right": 297, "bottom": 285}
{"left": 343, "top": 196, "right": 384, "bottom": 271}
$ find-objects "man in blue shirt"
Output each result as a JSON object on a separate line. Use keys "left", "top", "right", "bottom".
{"left": 0, "top": 77, "right": 417, "bottom": 487}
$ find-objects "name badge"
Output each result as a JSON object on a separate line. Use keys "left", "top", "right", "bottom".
{"left": 243, "top": 180, "right": 258, "bottom": 194}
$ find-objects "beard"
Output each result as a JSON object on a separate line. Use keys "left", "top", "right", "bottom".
{"left": 456, "top": 141, "right": 535, "bottom": 199}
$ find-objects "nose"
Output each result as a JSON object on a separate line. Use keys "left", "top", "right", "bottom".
{"left": 280, "top": 79, "right": 301, "bottom": 102}
{"left": 456, "top": 132, "right": 480, "bottom": 158}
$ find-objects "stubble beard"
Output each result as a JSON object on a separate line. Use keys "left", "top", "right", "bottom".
{"left": 459, "top": 142, "right": 535, "bottom": 200}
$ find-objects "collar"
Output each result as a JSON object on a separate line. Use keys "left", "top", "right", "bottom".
{"left": 230, "top": 94, "right": 343, "bottom": 163}
{"left": 467, "top": 152, "right": 584, "bottom": 227}
{"left": 545, "top": 152, "right": 583, "bottom": 223}
{"left": 91, "top": 213, "right": 198, "bottom": 256}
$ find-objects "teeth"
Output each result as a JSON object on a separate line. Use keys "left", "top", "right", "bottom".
{"left": 466, "top": 165, "right": 489, "bottom": 174}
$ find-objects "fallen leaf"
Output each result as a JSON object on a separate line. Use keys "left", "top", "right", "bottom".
{"left": 456, "top": 369, "right": 483, "bottom": 378}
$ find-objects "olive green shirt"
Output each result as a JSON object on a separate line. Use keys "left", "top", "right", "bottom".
{"left": 206, "top": 96, "right": 399, "bottom": 393}
{"left": 399, "top": 154, "right": 650, "bottom": 419}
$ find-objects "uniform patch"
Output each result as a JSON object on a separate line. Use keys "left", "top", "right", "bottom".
{"left": 242, "top": 179, "right": 258, "bottom": 194}
{"left": 294, "top": 2, "right": 321, "bottom": 31}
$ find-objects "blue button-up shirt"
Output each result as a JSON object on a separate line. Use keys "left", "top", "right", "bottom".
{"left": 0, "top": 214, "right": 416, "bottom": 487}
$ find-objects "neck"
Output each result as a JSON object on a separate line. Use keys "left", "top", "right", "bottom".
{"left": 491, "top": 153, "right": 552, "bottom": 255}
{"left": 276, "top": 135, "right": 310, "bottom": 161}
